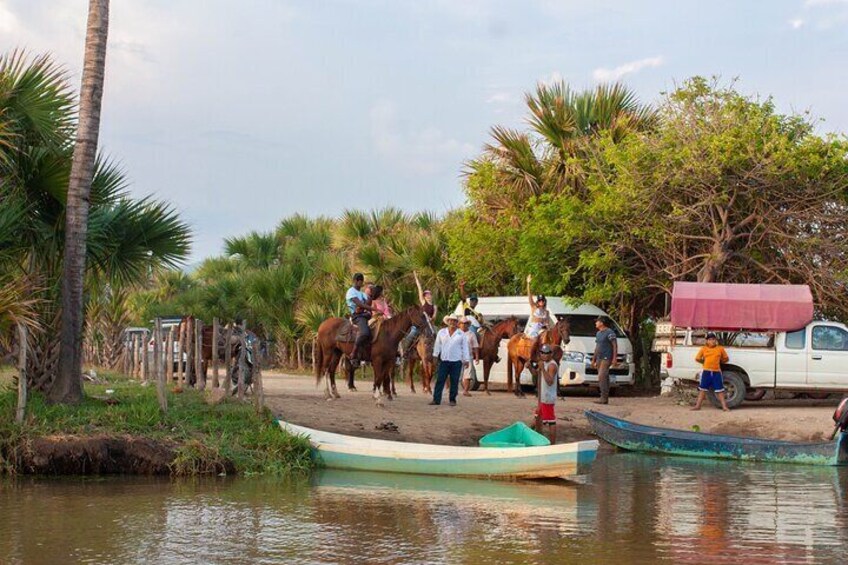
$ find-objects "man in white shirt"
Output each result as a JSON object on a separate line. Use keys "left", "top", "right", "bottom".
{"left": 459, "top": 317, "right": 480, "bottom": 397}
{"left": 429, "top": 314, "right": 470, "bottom": 406}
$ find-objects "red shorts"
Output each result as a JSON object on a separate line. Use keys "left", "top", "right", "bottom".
{"left": 537, "top": 402, "right": 556, "bottom": 424}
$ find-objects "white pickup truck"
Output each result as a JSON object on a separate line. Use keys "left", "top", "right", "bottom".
{"left": 656, "top": 320, "right": 848, "bottom": 408}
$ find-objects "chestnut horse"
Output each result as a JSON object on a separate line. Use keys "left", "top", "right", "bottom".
{"left": 506, "top": 317, "right": 570, "bottom": 397}
{"left": 403, "top": 333, "right": 436, "bottom": 394}
{"left": 315, "top": 305, "right": 432, "bottom": 404}
{"left": 477, "top": 317, "right": 521, "bottom": 395}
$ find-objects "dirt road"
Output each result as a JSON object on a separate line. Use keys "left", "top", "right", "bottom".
{"left": 263, "top": 372, "right": 840, "bottom": 446}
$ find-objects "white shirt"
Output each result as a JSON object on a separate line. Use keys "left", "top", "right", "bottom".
{"left": 464, "top": 329, "right": 479, "bottom": 351}
{"left": 433, "top": 327, "right": 470, "bottom": 363}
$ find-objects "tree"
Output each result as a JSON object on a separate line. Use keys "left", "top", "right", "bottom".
{"left": 55, "top": 0, "right": 110, "bottom": 404}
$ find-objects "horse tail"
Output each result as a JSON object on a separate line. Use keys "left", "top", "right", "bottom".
{"left": 314, "top": 339, "right": 324, "bottom": 385}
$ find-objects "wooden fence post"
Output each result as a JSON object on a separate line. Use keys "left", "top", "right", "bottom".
{"left": 237, "top": 331, "right": 247, "bottom": 401}
{"left": 132, "top": 335, "right": 140, "bottom": 379}
{"left": 224, "top": 323, "right": 233, "bottom": 395}
{"left": 212, "top": 318, "right": 220, "bottom": 389}
{"left": 155, "top": 318, "right": 168, "bottom": 412}
{"left": 185, "top": 317, "right": 194, "bottom": 387}
{"left": 16, "top": 324, "right": 27, "bottom": 424}
{"left": 122, "top": 333, "right": 130, "bottom": 375}
{"left": 253, "top": 337, "right": 264, "bottom": 414}
{"left": 166, "top": 327, "right": 174, "bottom": 384}
{"left": 141, "top": 330, "right": 149, "bottom": 383}
{"left": 195, "top": 319, "right": 204, "bottom": 390}
{"left": 177, "top": 320, "right": 185, "bottom": 387}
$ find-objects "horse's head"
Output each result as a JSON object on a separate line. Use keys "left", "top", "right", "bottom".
{"left": 497, "top": 316, "right": 521, "bottom": 339}
{"left": 554, "top": 317, "right": 571, "bottom": 346}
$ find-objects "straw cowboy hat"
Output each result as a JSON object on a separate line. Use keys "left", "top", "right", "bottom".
{"left": 443, "top": 314, "right": 458, "bottom": 324}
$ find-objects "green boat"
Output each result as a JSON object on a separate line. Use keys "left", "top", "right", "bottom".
{"left": 280, "top": 421, "right": 598, "bottom": 480}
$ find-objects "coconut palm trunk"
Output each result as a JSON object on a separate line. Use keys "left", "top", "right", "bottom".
{"left": 53, "top": 0, "right": 110, "bottom": 404}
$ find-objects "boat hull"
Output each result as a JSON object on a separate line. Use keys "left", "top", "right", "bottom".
{"left": 586, "top": 410, "right": 848, "bottom": 466}
{"left": 280, "top": 421, "right": 598, "bottom": 479}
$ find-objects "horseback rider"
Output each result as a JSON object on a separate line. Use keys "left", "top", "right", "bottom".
{"left": 524, "top": 274, "right": 554, "bottom": 340}
{"left": 459, "top": 280, "right": 484, "bottom": 336}
{"left": 347, "top": 273, "right": 377, "bottom": 364}
{"left": 401, "top": 271, "right": 437, "bottom": 356}
{"left": 371, "top": 285, "right": 393, "bottom": 319}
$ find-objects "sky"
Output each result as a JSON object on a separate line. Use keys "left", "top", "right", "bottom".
{"left": 2, "top": 0, "right": 847, "bottom": 262}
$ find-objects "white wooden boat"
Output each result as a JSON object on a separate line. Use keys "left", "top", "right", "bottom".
{"left": 279, "top": 421, "right": 598, "bottom": 479}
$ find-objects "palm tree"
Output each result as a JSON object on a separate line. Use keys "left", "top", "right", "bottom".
{"left": 56, "top": 0, "right": 111, "bottom": 404}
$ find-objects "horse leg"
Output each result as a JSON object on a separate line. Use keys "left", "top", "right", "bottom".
{"left": 425, "top": 361, "right": 435, "bottom": 393}
{"left": 406, "top": 358, "right": 416, "bottom": 394}
{"left": 515, "top": 359, "right": 526, "bottom": 398}
{"left": 372, "top": 359, "right": 384, "bottom": 406}
{"left": 506, "top": 355, "right": 514, "bottom": 393}
{"left": 346, "top": 355, "right": 357, "bottom": 391}
{"left": 390, "top": 365, "right": 398, "bottom": 397}
{"left": 483, "top": 359, "right": 492, "bottom": 396}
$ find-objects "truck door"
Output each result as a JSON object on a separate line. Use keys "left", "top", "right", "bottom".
{"left": 777, "top": 328, "right": 808, "bottom": 386}
{"left": 806, "top": 324, "right": 848, "bottom": 389}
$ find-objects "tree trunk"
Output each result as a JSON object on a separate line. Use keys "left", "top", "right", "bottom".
{"left": 16, "top": 324, "right": 28, "bottom": 424}
{"left": 253, "top": 338, "right": 264, "bottom": 414}
{"left": 195, "top": 319, "right": 204, "bottom": 390}
{"left": 212, "top": 318, "right": 220, "bottom": 388}
{"left": 154, "top": 318, "right": 168, "bottom": 413}
{"left": 52, "top": 0, "right": 110, "bottom": 404}
{"left": 224, "top": 323, "right": 233, "bottom": 395}
{"left": 185, "top": 317, "right": 194, "bottom": 387}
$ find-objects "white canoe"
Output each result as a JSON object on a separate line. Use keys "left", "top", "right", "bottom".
{"left": 279, "top": 421, "right": 598, "bottom": 479}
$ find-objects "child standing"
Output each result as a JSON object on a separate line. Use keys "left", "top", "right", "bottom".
{"left": 692, "top": 332, "right": 730, "bottom": 412}
{"left": 534, "top": 344, "right": 559, "bottom": 443}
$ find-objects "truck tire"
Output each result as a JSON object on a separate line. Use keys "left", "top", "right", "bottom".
{"left": 709, "top": 371, "right": 746, "bottom": 409}
{"left": 745, "top": 388, "right": 767, "bottom": 401}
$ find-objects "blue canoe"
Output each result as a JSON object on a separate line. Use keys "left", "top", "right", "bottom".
{"left": 585, "top": 410, "right": 848, "bottom": 466}
{"left": 280, "top": 421, "right": 598, "bottom": 479}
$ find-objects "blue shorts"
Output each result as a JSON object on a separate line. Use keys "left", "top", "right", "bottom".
{"left": 699, "top": 370, "right": 725, "bottom": 393}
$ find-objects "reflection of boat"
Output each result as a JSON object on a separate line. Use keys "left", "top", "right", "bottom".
{"left": 280, "top": 421, "right": 598, "bottom": 479}
{"left": 586, "top": 410, "right": 848, "bottom": 465}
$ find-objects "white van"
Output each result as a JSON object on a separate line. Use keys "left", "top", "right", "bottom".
{"left": 453, "top": 296, "right": 635, "bottom": 391}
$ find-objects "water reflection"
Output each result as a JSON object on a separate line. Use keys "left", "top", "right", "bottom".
{"left": 0, "top": 456, "right": 846, "bottom": 564}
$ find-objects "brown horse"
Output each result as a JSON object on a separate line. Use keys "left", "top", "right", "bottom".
{"left": 403, "top": 332, "right": 436, "bottom": 394}
{"left": 506, "top": 317, "right": 570, "bottom": 397}
{"left": 315, "top": 305, "right": 432, "bottom": 404}
{"left": 477, "top": 317, "right": 521, "bottom": 395}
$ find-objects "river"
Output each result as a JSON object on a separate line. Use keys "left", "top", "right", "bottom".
{"left": 1, "top": 454, "right": 846, "bottom": 564}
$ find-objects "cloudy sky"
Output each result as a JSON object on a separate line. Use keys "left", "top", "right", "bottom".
{"left": 2, "top": 0, "right": 847, "bottom": 262}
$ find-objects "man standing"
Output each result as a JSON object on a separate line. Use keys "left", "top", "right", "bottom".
{"left": 592, "top": 316, "right": 618, "bottom": 405}
{"left": 460, "top": 317, "right": 480, "bottom": 397}
{"left": 534, "top": 344, "right": 558, "bottom": 443}
{"left": 345, "top": 273, "right": 376, "bottom": 365}
{"left": 430, "top": 314, "right": 470, "bottom": 406}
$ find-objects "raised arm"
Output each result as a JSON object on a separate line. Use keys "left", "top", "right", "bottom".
{"left": 526, "top": 274, "right": 534, "bottom": 310}
{"left": 413, "top": 271, "right": 425, "bottom": 306}
{"left": 459, "top": 279, "right": 468, "bottom": 303}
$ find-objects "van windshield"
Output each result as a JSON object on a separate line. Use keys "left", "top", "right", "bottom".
{"left": 559, "top": 315, "right": 625, "bottom": 338}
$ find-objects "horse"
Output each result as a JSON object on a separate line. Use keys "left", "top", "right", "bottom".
{"left": 403, "top": 332, "right": 436, "bottom": 394}
{"left": 477, "top": 317, "right": 521, "bottom": 395}
{"left": 315, "top": 305, "right": 432, "bottom": 404}
{"left": 506, "top": 317, "right": 570, "bottom": 398}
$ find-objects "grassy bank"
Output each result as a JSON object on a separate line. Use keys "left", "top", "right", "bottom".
{"left": 0, "top": 368, "right": 312, "bottom": 476}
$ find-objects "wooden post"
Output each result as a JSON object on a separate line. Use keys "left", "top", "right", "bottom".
{"left": 155, "top": 318, "right": 168, "bottom": 412}
{"left": 224, "top": 323, "right": 233, "bottom": 395}
{"left": 237, "top": 331, "right": 247, "bottom": 400}
{"left": 16, "top": 324, "right": 27, "bottom": 424}
{"left": 166, "top": 327, "right": 174, "bottom": 384}
{"left": 195, "top": 319, "right": 204, "bottom": 390}
{"left": 212, "top": 318, "right": 220, "bottom": 389}
{"left": 122, "top": 333, "right": 130, "bottom": 375}
{"left": 176, "top": 320, "right": 185, "bottom": 387}
{"left": 132, "top": 335, "right": 140, "bottom": 378}
{"left": 253, "top": 336, "right": 264, "bottom": 413}
{"left": 141, "top": 330, "right": 149, "bottom": 383}
{"left": 185, "top": 317, "right": 194, "bottom": 387}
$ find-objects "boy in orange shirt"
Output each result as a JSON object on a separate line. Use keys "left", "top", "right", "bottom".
{"left": 692, "top": 332, "right": 730, "bottom": 412}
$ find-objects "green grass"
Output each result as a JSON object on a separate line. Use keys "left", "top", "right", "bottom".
{"left": 0, "top": 368, "right": 313, "bottom": 476}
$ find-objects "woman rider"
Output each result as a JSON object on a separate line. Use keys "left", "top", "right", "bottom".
{"left": 401, "top": 271, "right": 436, "bottom": 355}
{"left": 524, "top": 274, "right": 554, "bottom": 339}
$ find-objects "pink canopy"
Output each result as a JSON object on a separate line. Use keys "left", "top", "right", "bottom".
{"left": 670, "top": 282, "right": 813, "bottom": 332}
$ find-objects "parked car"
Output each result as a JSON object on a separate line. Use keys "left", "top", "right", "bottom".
{"left": 453, "top": 296, "right": 635, "bottom": 392}
{"left": 655, "top": 320, "right": 848, "bottom": 408}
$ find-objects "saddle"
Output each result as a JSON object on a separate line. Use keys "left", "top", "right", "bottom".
{"left": 335, "top": 318, "right": 382, "bottom": 344}
{"left": 516, "top": 330, "right": 550, "bottom": 360}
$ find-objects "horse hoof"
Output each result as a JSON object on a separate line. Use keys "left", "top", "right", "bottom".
{"left": 348, "top": 387, "right": 357, "bottom": 392}
{"left": 486, "top": 390, "right": 492, "bottom": 396}
{"left": 333, "top": 392, "right": 341, "bottom": 399}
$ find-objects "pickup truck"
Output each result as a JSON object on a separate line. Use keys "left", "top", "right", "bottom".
{"left": 655, "top": 320, "right": 848, "bottom": 408}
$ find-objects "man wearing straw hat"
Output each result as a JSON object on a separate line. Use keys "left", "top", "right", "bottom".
{"left": 459, "top": 316, "right": 480, "bottom": 397}
{"left": 429, "top": 314, "right": 470, "bottom": 406}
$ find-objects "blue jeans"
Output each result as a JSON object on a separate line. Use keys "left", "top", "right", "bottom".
{"left": 433, "top": 360, "right": 462, "bottom": 404}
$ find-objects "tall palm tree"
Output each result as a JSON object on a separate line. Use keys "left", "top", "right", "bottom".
{"left": 55, "top": 0, "right": 110, "bottom": 404}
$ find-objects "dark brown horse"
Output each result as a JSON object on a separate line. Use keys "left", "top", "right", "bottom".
{"left": 315, "top": 305, "right": 432, "bottom": 404}
{"left": 507, "top": 317, "right": 570, "bottom": 398}
{"left": 477, "top": 317, "right": 521, "bottom": 395}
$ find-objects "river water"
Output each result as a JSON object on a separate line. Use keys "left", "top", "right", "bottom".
{"left": 1, "top": 454, "right": 846, "bottom": 564}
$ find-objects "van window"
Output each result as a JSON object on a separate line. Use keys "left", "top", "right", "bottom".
{"left": 563, "top": 315, "right": 625, "bottom": 338}
{"left": 785, "top": 329, "right": 805, "bottom": 350}
{"left": 812, "top": 326, "right": 848, "bottom": 352}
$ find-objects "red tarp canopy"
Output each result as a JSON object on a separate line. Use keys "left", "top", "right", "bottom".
{"left": 670, "top": 282, "right": 814, "bottom": 332}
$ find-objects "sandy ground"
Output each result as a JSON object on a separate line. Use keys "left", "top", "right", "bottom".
{"left": 263, "top": 372, "right": 841, "bottom": 447}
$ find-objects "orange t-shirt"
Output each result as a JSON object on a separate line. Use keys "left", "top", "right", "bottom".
{"left": 695, "top": 345, "right": 728, "bottom": 371}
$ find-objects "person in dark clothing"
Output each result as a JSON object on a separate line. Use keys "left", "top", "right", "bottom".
{"left": 592, "top": 316, "right": 618, "bottom": 404}
{"left": 345, "top": 273, "right": 376, "bottom": 364}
